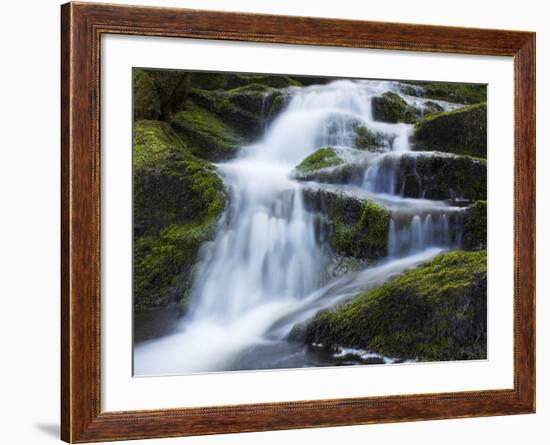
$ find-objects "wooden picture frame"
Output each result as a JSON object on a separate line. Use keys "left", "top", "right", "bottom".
{"left": 61, "top": 1, "right": 535, "bottom": 442}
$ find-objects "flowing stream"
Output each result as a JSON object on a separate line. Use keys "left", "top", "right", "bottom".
{"left": 134, "top": 80, "right": 465, "bottom": 375}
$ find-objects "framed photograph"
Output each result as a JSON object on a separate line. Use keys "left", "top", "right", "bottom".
{"left": 61, "top": 2, "right": 535, "bottom": 442}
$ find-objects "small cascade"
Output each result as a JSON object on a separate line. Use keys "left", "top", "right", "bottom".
{"left": 388, "top": 210, "right": 462, "bottom": 257}
{"left": 134, "top": 78, "right": 469, "bottom": 375}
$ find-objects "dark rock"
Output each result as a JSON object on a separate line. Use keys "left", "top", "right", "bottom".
{"left": 414, "top": 103, "right": 487, "bottom": 158}
{"left": 372, "top": 91, "right": 417, "bottom": 123}
{"left": 462, "top": 201, "right": 487, "bottom": 250}
{"left": 302, "top": 188, "right": 390, "bottom": 260}
{"left": 304, "top": 250, "right": 487, "bottom": 362}
{"left": 133, "top": 120, "right": 226, "bottom": 309}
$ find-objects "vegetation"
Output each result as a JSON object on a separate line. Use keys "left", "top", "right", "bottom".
{"left": 414, "top": 103, "right": 487, "bottom": 157}
{"left": 331, "top": 200, "right": 390, "bottom": 259}
{"left": 301, "top": 188, "right": 390, "bottom": 260}
{"left": 133, "top": 120, "right": 225, "bottom": 309}
{"left": 354, "top": 125, "right": 383, "bottom": 150}
{"left": 402, "top": 154, "right": 487, "bottom": 201}
{"left": 171, "top": 101, "right": 242, "bottom": 161}
{"left": 463, "top": 201, "right": 487, "bottom": 250}
{"left": 295, "top": 148, "right": 344, "bottom": 173}
{"left": 304, "top": 250, "right": 487, "bottom": 361}
{"left": 401, "top": 81, "right": 487, "bottom": 104}
{"left": 372, "top": 91, "right": 417, "bottom": 123}
{"left": 132, "top": 70, "right": 305, "bottom": 310}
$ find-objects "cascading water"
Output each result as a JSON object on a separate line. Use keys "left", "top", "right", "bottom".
{"left": 134, "top": 80, "right": 465, "bottom": 375}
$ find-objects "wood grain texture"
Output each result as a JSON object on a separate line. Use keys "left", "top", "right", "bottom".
{"left": 60, "top": 2, "right": 536, "bottom": 442}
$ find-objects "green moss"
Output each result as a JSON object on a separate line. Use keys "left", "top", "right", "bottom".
{"left": 462, "top": 201, "right": 487, "bottom": 250}
{"left": 372, "top": 91, "right": 417, "bottom": 123}
{"left": 409, "top": 154, "right": 487, "bottom": 201}
{"left": 133, "top": 120, "right": 184, "bottom": 168}
{"left": 422, "top": 82, "right": 486, "bottom": 104}
{"left": 225, "top": 84, "right": 277, "bottom": 117}
{"left": 171, "top": 101, "right": 242, "bottom": 161}
{"left": 235, "top": 74, "right": 301, "bottom": 89}
{"left": 295, "top": 148, "right": 344, "bottom": 173}
{"left": 400, "top": 81, "right": 487, "bottom": 104}
{"left": 267, "top": 94, "right": 286, "bottom": 118}
{"left": 189, "top": 89, "right": 262, "bottom": 140}
{"left": 301, "top": 189, "right": 390, "bottom": 259}
{"left": 134, "top": 69, "right": 192, "bottom": 120}
{"left": 304, "top": 250, "right": 487, "bottom": 361}
{"left": 133, "top": 120, "right": 225, "bottom": 309}
{"left": 331, "top": 201, "right": 390, "bottom": 259}
{"left": 423, "top": 101, "right": 444, "bottom": 116}
{"left": 134, "top": 220, "right": 218, "bottom": 309}
{"left": 188, "top": 72, "right": 229, "bottom": 90}
{"left": 354, "top": 125, "right": 382, "bottom": 151}
{"left": 133, "top": 69, "right": 161, "bottom": 120}
{"left": 414, "top": 103, "right": 487, "bottom": 158}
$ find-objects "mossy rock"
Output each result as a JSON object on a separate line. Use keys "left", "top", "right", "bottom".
{"left": 189, "top": 89, "right": 263, "bottom": 140}
{"left": 133, "top": 69, "right": 161, "bottom": 120}
{"left": 402, "top": 81, "right": 487, "bottom": 104}
{"left": 423, "top": 101, "right": 445, "bottom": 116}
{"left": 295, "top": 148, "right": 344, "bottom": 174}
{"left": 354, "top": 125, "right": 383, "bottom": 151}
{"left": 397, "top": 154, "right": 487, "bottom": 201}
{"left": 133, "top": 68, "right": 192, "bottom": 120}
{"left": 414, "top": 103, "right": 487, "bottom": 158}
{"left": 304, "top": 250, "right": 487, "bottom": 361}
{"left": 134, "top": 221, "right": 218, "bottom": 309}
{"left": 236, "top": 74, "right": 301, "bottom": 89}
{"left": 372, "top": 92, "right": 417, "bottom": 124}
{"left": 462, "top": 201, "right": 487, "bottom": 250}
{"left": 302, "top": 188, "right": 390, "bottom": 259}
{"left": 288, "top": 75, "right": 333, "bottom": 86}
{"left": 171, "top": 101, "right": 243, "bottom": 161}
{"left": 188, "top": 72, "right": 230, "bottom": 90}
{"left": 133, "top": 120, "right": 225, "bottom": 309}
{"left": 225, "top": 84, "right": 284, "bottom": 118}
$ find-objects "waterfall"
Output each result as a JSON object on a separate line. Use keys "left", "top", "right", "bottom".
{"left": 134, "top": 79, "right": 464, "bottom": 375}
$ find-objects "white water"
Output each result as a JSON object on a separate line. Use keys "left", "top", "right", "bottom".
{"left": 134, "top": 80, "right": 464, "bottom": 375}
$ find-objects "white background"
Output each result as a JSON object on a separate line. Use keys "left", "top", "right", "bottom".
{"left": 102, "top": 35, "right": 514, "bottom": 411}
{"left": 0, "top": 0, "right": 546, "bottom": 444}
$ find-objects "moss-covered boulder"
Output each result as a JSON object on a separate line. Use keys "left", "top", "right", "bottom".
{"left": 302, "top": 188, "right": 390, "bottom": 259}
{"left": 414, "top": 103, "right": 487, "bottom": 158}
{"left": 304, "top": 250, "right": 487, "bottom": 361}
{"left": 401, "top": 154, "right": 487, "bottom": 201}
{"left": 133, "top": 69, "right": 161, "bottom": 120}
{"left": 236, "top": 74, "right": 301, "bottom": 89}
{"left": 462, "top": 201, "right": 487, "bottom": 250}
{"left": 295, "top": 148, "right": 344, "bottom": 174}
{"left": 133, "top": 120, "right": 225, "bottom": 309}
{"left": 354, "top": 125, "right": 383, "bottom": 151}
{"left": 423, "top": 101, "right": 445, "bottom": 115}
{"left": 372, "top": 92, "right": 417, "bottom": 123}
{"left": 133, "top": 68, "right": 192, "bottom": 121}
{"left": 171, "top": 101, "right": 243, "bottom": 161}
{"left": 224, "top": 84, "right": 287, "bottom": 120}
{"left": 403, "top": 81, "right": 487, "bottom": 105}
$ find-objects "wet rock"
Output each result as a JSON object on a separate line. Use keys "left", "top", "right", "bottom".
{"left": 462, "top": 201, "right": 487, "bottom": 250}
{"left": 404, "top": 154, "right": 487, "bottom": 201}
{"left": 413, "top": 103, "right": 487, "bottom": 158}
{"left": 399, "top": 81, "right": 487, "bottom": 104}
{"left": 372, "top": 91, "right": 417, "bottom": 123}
{"left": 133, "top": 120, "right": 226, "bottom": 309}
{"left": 302, "top": 188, "right": 390, "bottom": 260}
{"left": 295, "top": 147, "right": 345, "bottom": 174}
{"left": 303, "top": 250, "right": 487, "bottom": 362}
